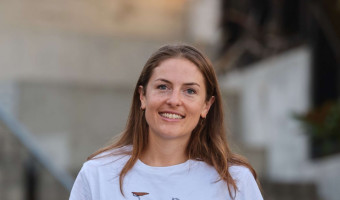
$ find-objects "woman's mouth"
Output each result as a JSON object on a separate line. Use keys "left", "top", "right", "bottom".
{"left": 159, "top": 112, "right": 184, "bottom": 119}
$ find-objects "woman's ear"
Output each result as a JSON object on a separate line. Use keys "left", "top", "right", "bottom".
{"left": 200, "top": 96, "right": 215, "bottom": 118}
{"left": 139, "top": 86, "right": 146, "bottom": 110}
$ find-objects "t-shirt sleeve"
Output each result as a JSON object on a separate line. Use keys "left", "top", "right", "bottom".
{"left": 69, "top": 165, "right": 92, "bottom": 200}
{"left": 234, "top": 168, "right": 263, "bottom": 200}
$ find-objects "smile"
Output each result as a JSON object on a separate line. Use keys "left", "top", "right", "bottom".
{"left": 159, "top": 112, "right": 184, "bottom": 119}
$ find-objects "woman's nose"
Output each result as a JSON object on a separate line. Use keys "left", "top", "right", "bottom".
{"left": 166, "top": 90, "right": 182, "bottom": 106}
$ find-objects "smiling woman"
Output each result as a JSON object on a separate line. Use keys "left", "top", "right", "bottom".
{"left": 139, "top": 58, "right": 214, "bottom": 150}
{"left": 69, "top": 44, "right": 263, "bottom": 200}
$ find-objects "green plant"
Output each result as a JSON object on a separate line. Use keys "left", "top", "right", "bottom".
{"left": 295, "top": 100, "right": 340, "bottom": 158}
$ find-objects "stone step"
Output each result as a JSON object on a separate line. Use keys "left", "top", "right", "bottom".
{"left": 229, "top": 139, "right": 320, "bottom": 199}
{"left": 261, "top": 181, "right": 320, "bottom": 200}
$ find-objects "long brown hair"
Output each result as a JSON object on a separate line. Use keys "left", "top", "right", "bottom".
{"left": 88, "top": 44, "right": 259, "bottom": 199}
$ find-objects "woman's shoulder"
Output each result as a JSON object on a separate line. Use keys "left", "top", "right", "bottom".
{"left": 82, "top": 146, "right": 132, "bottom": 171}
{"left": 228, "top": 165, "right": 263, "bottom": 199}
{"left": 228, "top": 165, "right": 255, "bottom": 180}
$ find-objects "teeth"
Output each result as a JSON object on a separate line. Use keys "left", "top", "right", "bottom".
{"left": 160, "top": 113, "right": 183, "bottom": 119}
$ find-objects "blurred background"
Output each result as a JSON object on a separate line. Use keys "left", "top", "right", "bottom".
{"left": 0, "top": 0, "right": 339, "bottom": 199}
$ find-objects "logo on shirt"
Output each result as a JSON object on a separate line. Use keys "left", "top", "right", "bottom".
{"left": 132, "top": 192, "right": 180, "bottom": 200}
{"left": 132, "top": 192, "right": 149, "bottom": 200}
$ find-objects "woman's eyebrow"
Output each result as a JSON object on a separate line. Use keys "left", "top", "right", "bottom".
{"left": 155, "top": 78, "right": 200, "bottom": 87}
{"left": 155, "top": 78, "right": 171, "bottom": 83}
{"left": 184, "top": 82, "right": 201, "bottom": 87}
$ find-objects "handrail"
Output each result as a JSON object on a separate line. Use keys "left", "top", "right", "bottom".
{"left": 0, "top": 107, "right": 74, "bottom": 191}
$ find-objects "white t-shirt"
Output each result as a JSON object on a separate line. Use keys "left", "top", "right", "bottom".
{"left": 70, "top": 148, "right": 263, "bottom": 200}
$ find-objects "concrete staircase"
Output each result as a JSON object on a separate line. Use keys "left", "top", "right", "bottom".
{"left": 0, "top": 115, "right": 70, "bottom": 200}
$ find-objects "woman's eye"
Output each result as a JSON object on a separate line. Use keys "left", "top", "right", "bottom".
{"left": 157, "top": 85, "right": 167, "bottom": 90}
{"left": 186, "top": 88, "right": 196, "bottom": 94}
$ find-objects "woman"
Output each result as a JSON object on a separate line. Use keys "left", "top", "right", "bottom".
{"left": 70, "top": 44, "right": 263, "bottom": 200}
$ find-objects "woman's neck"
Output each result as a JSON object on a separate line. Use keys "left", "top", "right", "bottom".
{"left": 140, "top": 136, "right": 189, "bottom": 167}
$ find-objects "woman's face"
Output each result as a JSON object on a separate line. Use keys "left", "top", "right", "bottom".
{"left": 139, "top": 58, "right": 214, "bottom": 143}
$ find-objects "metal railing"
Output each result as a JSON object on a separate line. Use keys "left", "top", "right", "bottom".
{"left": 0, "top": 107, "right": 74, "bottom": 193}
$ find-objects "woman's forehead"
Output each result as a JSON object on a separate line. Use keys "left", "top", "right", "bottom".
{"left": 149, "top": 58, "right": 205, "bottom": 83}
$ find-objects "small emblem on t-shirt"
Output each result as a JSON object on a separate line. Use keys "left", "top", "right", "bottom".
{"left": 132, "top": 192, "right": 149, "bottom": 199}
